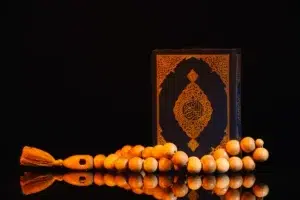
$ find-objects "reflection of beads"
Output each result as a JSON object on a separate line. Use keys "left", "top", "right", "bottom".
{"left": 20, "top": 171, "right": 270, "bottom": 199}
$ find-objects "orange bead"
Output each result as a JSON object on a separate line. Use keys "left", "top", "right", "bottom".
{"left": 187, "top": 156, "right": 202, "bottom": 173}
{"left": 255, "top": 138, "right": 264, "bottom": 148}
{"left": 63, "top": 155, "right": 93, "bottom": 170}
{"left": 225, "top": 140, "right": 241, "bottom": 156}
{"left": 253, "top": 147, "right": 269, "bottom": 162}
{"left": 240, "top": 137, "right": 256, "bottom": 153}
{"left": 201, "top": 155, "right": 216, "bottom": 173}
{"left": 94, "top": 154, "right": 106, "bottom": 169}
{"left": 128, "top": 157, "right": 143, "bottom": 172}
{"left": 172, "top": 151, "right": 188, "bottom": 167}
{"left": 229, "top": 156, "right": 243, "bottom": 172}
{"left": 163, "top": 143, "right": 177, "bottom": 158}
{"left": 115, "top": 157, "right": 129, "bottom": 171}
{"left": 242, "top": 156, "right": 256, "bottom": 171}
{"left": 129, "top": 145, "right": 145, "bottom": 157}
{"left": 142, "top": 147, "right": 153, "bottom": 158}
{"left": 143, "top": 157, "right": 158, "bottom": 173}
{"left": 103, "top": 154, "right": 119, "bottom": 170}
{"left": 216, "top": 158, "right": 229, "bottom": 173}
{"left": 152, "top": 145, "right": 165, "bottom": 159}
{"left": 213, "top": 148, "right": 229, "bottom": 160}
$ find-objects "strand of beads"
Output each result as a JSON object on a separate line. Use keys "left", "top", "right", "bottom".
{"left": 93, "top": 137, "right": 269, "bottom": 174}
{"left": 19, "top": 136, "right": 269, "bottom": 173}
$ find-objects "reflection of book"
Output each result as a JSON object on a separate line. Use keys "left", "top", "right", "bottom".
{"left": 152, "top": 49, "right": 242, "bottom": 157}
{"left": 20, "top": 171, "right": 269, "bottom": 199}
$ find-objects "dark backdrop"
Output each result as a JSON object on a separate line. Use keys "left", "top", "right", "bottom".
{"left": 5, "top": 0, "right": 298, "bottom": 199}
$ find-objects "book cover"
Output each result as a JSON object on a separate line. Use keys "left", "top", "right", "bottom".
{"left": 152, "top": 49, "right": 242, "bottom": 157}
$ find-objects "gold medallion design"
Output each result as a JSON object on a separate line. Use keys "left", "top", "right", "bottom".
{"left": 156, "top": 54, "right": 230, "bottom": 151}
{"left": 173, "top": 69, "right": 213, "bottom": 152}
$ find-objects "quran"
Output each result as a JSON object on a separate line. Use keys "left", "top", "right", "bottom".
{"left": 152, "top": 49, "right": 242, "bottom": 157}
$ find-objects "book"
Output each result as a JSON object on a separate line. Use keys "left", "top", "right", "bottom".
{"left": 152, "top": 49, "right": 242, "bottom": 157}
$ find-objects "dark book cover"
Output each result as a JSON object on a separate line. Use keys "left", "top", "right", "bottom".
{"left": 152, "top": 49, "right": 242, "bottom": 157}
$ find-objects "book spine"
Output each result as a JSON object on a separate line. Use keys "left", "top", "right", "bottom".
{"left": 236, "top": 53, "right": 242, "bottom": 139}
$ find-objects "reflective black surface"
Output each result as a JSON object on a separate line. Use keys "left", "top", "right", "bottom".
{"left": 18, "top": 170, "right": 273, "bottom": 200}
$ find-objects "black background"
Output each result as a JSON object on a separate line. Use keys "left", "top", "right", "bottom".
{"left": 5, "top": 0, "right": 298, "bottom": 199}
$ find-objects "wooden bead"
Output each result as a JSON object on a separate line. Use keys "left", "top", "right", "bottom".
{"left": 187, "top": 156, "right": 202, "bottom": 174}
{"left": 240, "top": 137, "right": 256, "bottom": 153}
{"left": 213, "top": 148, "right": 229, "bottom": 160}
{"left": 201, "top": 155, "right": 216, "bottom": 173}
{"left": 216, "top": 158, "right": 229, "bottom": 173}
{"left": 225, "top": 140, "right": 241, "bottom": 156}
{"left": 152, "top": 145, "right": 165, "bottom": 159}
{"left": 63, "top": 155, "right": 93, "bottom": 170}
{"left": 63, "top": 172, "right": 93, "bottom": 186}
{"left": 103, "top": 154, "right": 119, "bottom": 170}
{"left": 121, "top": 145, "right": 132, "bottom": 157}
{"left": 94, "top": 154, "right": 106, "bottom": 169}
{"left": 163, "top": 143, "right": 177, "bottom": 158}
{"left": 114, "top": 157, "right": 129, "bottom": 171}
{"left": 142, "top": 147, "right": 153, "bottom": 158}
{"left": 255, "top": 138, "right": 264, "bottom": 148}
{"left": 158, "top": 157, "right": 173, "bottom": 172}
{"left": 253, "top": 147, "right": 269, "bottom": 162}
{"left": 172, "top": 151, "right": 188, "bottom": 167}
{"left": 242, "top": 156, "right": 256, "bottom": 171}
{"left": 143, "top": 157, "right": 158, "bottom": 173}
{"left": 229, "top": 156, "right": 243, "bottom": 172}
{"left": 130, "top": 145, "right": 145, "bottom": 157}
{"left": 128, "top": 157, "right": 144, "bottom": 172}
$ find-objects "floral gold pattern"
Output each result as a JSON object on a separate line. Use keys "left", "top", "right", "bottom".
{"left": 209, "top": 125, "right": 230, "bottom": 154}
{"left": 157, "top": 124, "right": 166, "bottom": 144}
{"left": 173, "top": 69, "right": 213, "bottom": 152}
{"left": 157, "top": 87, "right": 167, "bottom": 145}
{"left": 156, "top": 54, "right": 230, "bottom": 149}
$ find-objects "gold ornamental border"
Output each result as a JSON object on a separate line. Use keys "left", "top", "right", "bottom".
{"left": 156, "top": 54, "right": 230, "bottom": 150}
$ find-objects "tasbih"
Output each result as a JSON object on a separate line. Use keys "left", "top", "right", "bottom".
{"left": 20, "top": 137, "right": 269, "bottom": 174}
{"left": 20, "top": 171, "right": 269, "bottom": 199}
